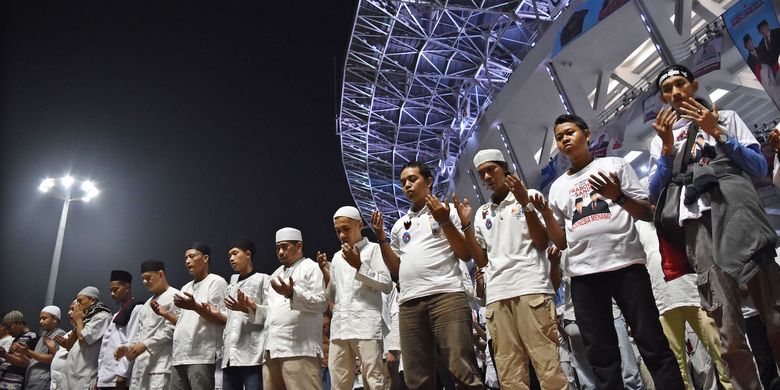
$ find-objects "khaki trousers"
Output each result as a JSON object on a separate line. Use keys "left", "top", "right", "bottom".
{"left": 262, "top": 352, "right": 322, "bottom": 390}
{"left": 329, "top": 339, "right": 385, "bottom": 390}
{"left": 486, "top": 294, "right": 567, "bottom": 390}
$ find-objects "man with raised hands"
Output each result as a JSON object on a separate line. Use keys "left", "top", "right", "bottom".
{"left": 371, "top": 161, "right": 484, "bottom": 389}
{"left": 317, "top": 206, "right": 392, "bottom": 390}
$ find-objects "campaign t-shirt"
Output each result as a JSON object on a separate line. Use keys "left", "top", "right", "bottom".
{"left": 0, "top": 331, "right": 38, "bottom": 389}
{"left": 548, "top": 157, "right": 647, "bottom": 276}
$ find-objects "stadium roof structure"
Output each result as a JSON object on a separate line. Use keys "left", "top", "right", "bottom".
{"left": 339, "top": 0, "right": 568, "bottom": 232}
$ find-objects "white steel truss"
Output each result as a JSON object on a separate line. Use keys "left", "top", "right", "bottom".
{"left": 339, "top": 0, "right": 567, "bottom": 231}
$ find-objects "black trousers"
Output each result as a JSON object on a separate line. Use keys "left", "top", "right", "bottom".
{"left": 746, "top": 314, "right": 780, "bottom": 390}
{"left": 571, "top": 264, "right": 684, "bottom": 390}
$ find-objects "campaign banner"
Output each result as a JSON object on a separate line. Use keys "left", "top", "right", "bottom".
{"left": 690, "top": 36, "right": 722, "bottom": 77}
{"left": 722, "top": 0, "right": 780, "bottom": 109}
{"left": 552, "top": 0, "right": 629, "bottom": 57}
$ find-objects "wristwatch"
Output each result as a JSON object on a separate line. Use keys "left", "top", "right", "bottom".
{"left": 615, "top": 192, "right": 628, "bottom": 206}
{"left": 716, "top": 132, "right": 729, "bottom": 145}
{"left": 522, "top": 203, "right": 535, "bottom": 213}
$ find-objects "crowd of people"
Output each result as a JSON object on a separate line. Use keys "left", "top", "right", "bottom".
{"left": 2, "top": 64, "right": 780, "bottom": 390}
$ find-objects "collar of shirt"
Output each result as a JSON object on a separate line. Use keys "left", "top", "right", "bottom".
{"left": 238, "top": 271, "right": 257, "bottom": 282}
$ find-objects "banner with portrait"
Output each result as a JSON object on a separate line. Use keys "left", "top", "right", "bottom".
{"left": 551, "top": 0, "right": 629, "bottom": 57}
{"left": 723, "top": 0, "right": 780, "bottom": 110}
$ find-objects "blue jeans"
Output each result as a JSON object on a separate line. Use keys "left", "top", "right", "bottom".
{"left": 222, "top": 365, "right": 263, "bottom": 390}
{"left": 321, "top": 367, "right": 331, "bottom": 390}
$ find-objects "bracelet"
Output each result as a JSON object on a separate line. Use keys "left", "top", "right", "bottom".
{"left": 461, "top": 223, "right": 472, "bottom": 231}
{"left": 439, "top": 220, "right": 452, "bottom": 227}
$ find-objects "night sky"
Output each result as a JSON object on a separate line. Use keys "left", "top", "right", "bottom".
{"left": 0, "top": 1, "right": 359, "bottom": 321}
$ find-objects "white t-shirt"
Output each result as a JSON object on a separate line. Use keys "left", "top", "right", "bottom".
{"left": 474, "top": 190, "right": 553, "bottom": 304}
{"left": 390, "top": 204, "right": 465, "bottom": 304}
{"left": 648, "top": 110, "right": 759, "bottom": 225}
{"left": 172, "top": 273, "right": 227, "bottom": 366}
{"left": 548, "top": 157, "right": 647, "bottom": 276}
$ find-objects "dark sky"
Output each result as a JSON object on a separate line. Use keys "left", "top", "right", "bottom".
{"left": 0, "top": 1, "right": 359, "bottom": 321}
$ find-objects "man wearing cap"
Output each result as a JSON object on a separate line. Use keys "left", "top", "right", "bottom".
{"left": 115, "top": 260, "right": 180, "bottom": 390}
{"left": 456, "top": 149, "right": 567, "bottom": 388}
{"left": 19, "top": 306, "right": 66, "bottom": 390}
{"left": 63, "top": 286, "right": 113, "bottom": 388}
{"left": 170, "top": 242, "right": 228, "bottom": 390}
{"left": 0, "top": 311, "right": 38, "bottom": 390}
{"left": 245, "top": 227, "right": 327, "bottom": 389}
{"left": 370, "top": 161, "right": 484, "bottom": 389}
{"left": 317, "top": 206, "right": 393, "bottom": 390}
{"left": 221, "top": 239, "right": 269, "bottom": 390}
{"left": 96, "top": 270, "right": 143, "bottom": 389}
{"left": 650, "top": 64, "right": 780, "bottom": 388}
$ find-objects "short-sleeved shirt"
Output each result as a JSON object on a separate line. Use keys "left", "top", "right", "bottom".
{"left": 390, "top": 204, "right": 464, "bottom": 304}
{"left": 25, "top": 327, "right": 66, "bottom": 390}
{"left": 173, "top": 273, "right": 228, "bottom": 366}
{"left": 474, "top": 190, "right": 553, "bottom": 304}
{"left": 0, "top": 331, "right": 39, "bottom": 389}
{"left": 548, "top": 157, "right": 647, "bottom": 276}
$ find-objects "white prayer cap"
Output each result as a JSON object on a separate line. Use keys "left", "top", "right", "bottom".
{"left": 333, "top": 206, "right": 361, "bottom": 221}
{"left": 275, "top": 227, "right": 302, "bottom": 243}
{"left": 78, "top": 286, "right": 100, "bottom": 299}
{"left": 41, "top": 305, "right": 61, "bottom": 320}
{"left": 473, "top": 149, "right": 506, "bottom": 169}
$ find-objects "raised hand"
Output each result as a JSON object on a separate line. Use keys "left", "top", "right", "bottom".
{"left": 173, "top": 292, "right": 199, "bottom": 310}
{"left": 316, "top": 251, "right": 331, "bottom": 284}
{"left": 371, "top": 211, "right": 387, "bottom": 242}
{"left": 652, "top": 107, "right": 678, "bottom": 147}
{"left": 529, "top": 192, "right": 551, "bottom": 216}
{"left": 149, "top": 299, "right": 168, "bottom": 317}
{"left": 679, "top": 97, "right": 720, "bottom": 136}
{"left": 12, "top": 341, "right": 29, "bottom": 355}
{"left": 228, "top": 289, "right": 256, "bottom": 312}
{"left": 43, "top": 337, "right": 57, "bottom": 353}
{"left": 452, "top": 193, "right": 473, "bottom": 227}
{"left": 53, "top": 334, "right": 68, "bottom": 347}
{"left": 271, "top": 276, "right": 295, "bottom": 298}
{"left": 505, "top": 174, "right": 530, "bottom": 204}
{"left": 341, "top": 243, "right": 362, "bottom": 269}
{"left": 426, "top": 194, "right": 451, "bottom": 224}
{"left": 547, "top": 246, "right": 562, "bottom": 266}
{"left": 125, "top": 343, "right": 147, "bottom": 360}
{"left": 588, "top": 171, "right": 622, "bottom": 201}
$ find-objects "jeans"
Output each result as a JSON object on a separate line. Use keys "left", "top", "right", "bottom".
{"left": 222, "top": 365, "right": 262, "bottom": 390}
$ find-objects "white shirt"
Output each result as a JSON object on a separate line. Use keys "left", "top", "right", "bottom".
{"left": 648, "top": 111, "right": 759, "bottom": 225}
{"left": 128, "top": 286, "right": 180, "bottom": 390}
{"left": 97, "top": 303, "right": 142, "bottom": 386}
{"left": 390, "top": 204, "right": 465, "bottom": 304}
{"left": 65, "top": 309, "right": 112, "bottom": 389}
{"left": 250, "top": 257, "right": 327, "bottom": 359}
{"left": 49, "top": 337, "right": 69, "bottom": 390}
{"left": 548, "top": 157, "right": 648, "bottom": 276}
{"left": 381, "top": 284, "right": 400, "bottom": 353}
{"left": 222, "top": 272, "right": 268, "bottom": 368}
{"left": 328, "top": 237, "right": 393, "bottom": 341}
{"left": 172, "top": 273, "right": 227, "bottom": 366}
{"left": 474, "top": 190, "right": 553, "bottom": 304}
{"left": 637, "top": 220, "right": 700, "bottom": 314}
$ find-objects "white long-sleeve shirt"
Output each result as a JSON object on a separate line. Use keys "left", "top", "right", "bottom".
{"left": 65, "top": 309, "right": 112, "bottom": 389}
{"left": 128, "top": 286, "right": 180, "bottom": 390}
{"left": 222, "top": 272, "right": 268, "bottom": 368}
{"left": 172, "top": 273, "right": 228, "bottom": 366}
{"left": 327, "top": 237, "right": 393, "bottom": 341}
{"left": 97, "top": 303, "right": 142, "bottom": 386}
{"left": 250, "top": 257, "right": 327, "bottom": 359}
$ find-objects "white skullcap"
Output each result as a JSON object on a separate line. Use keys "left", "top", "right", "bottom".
{"left": 473, "top": 149, "right": 506, "bottom": 169}
{"left": 41, "top": 305, "right": 61, "bottom": 320}
{"left": 78, "top": 286, "right": 101, "bottom": 299}
{"left": 275, "top": 227, "right": 303, "bottom": 243}
{"left": 333, "top": 206, "right": 361, "bottom": 221}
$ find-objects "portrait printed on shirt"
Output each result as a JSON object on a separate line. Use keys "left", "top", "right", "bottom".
{"left": 569, "top": 182, "right": 612, "bottom": 229}
{"left": 675, "top": 129, "right": 717, "bottom": 168}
